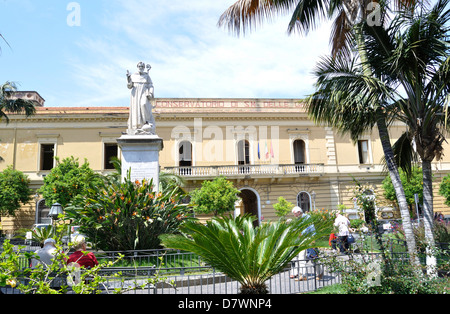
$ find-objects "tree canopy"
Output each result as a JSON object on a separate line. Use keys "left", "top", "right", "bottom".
{"left": 189, "top": 176, "right": 240, "bottom": 216}
{"left": 38, "top": 157, "right": 100, "bottom": 208}
{"left": 0, "top": 166, "right": 32, "bottom": 217}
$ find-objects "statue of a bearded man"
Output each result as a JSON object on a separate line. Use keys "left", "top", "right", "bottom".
{"left": 126, "top": 62, "right": 156, "bottom": 135}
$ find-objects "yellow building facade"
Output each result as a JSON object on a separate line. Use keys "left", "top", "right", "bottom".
{"left": 1, "top": 93, "right": 450, "bottom": 234}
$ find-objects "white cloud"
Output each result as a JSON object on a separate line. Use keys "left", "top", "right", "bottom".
{"left": 64, "top": 0, "right": 333, "bottom": 107}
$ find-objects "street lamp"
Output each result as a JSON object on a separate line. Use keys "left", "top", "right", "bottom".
{"left": 48, "top": 202, "right": 63, "bottom": 222}
{"left": 414, "top": 193, "right": 420, "bottom": 223}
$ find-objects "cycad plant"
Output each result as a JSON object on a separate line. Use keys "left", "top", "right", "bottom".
{"left": 28, "top": 225, "right": 57, "bottom": 246}
{"left": 160, "top": 215, "right": 331, "bottom": 294}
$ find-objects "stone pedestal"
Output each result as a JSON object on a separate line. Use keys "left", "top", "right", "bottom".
{"left": 117, "top": 134, "right": 163, "bottom": 190}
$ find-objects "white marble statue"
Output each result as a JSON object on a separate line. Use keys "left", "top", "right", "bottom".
{"left": 126, "top": 62, "right": 156, "bottom": 135}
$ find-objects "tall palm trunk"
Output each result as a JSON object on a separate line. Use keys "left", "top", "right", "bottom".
{"left": 354, "top": 25, "right": 420, "bottom": 267}
{"left": 422, "top": 160, "right": 437, "bottom": 276}
{"left": 376, "top": 110, "right": 419, "bottom": 266}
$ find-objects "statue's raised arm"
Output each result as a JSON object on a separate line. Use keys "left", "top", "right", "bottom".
{"left": 126, "top": 70, "right": 133, "bottom": 89}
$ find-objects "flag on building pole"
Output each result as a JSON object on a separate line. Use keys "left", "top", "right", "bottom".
{"left": 257, "top": 142, "right": 260, "bottom": 159}
{"left": 270, "top": 141, "right": 274, "bottom": 158}
{"left": 265, "top": 142, "right": 269, "bottom": 159}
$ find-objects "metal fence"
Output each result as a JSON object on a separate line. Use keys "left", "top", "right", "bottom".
{"left": 0, "top": 251, "right": 351, "bottom": 295}
{"left": 2, "top": 239, "right": 448, "bottom": 295}
{"left": 151, "top": 259, "right": 342, "bottom": 295}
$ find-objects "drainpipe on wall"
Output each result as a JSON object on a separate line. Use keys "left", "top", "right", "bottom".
{"left": 12, "top": 125, "right": 17, "bottom": 170}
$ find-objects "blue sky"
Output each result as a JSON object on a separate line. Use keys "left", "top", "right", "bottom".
{"left": 0, "top": 0, "right": 332, "bottom": 107}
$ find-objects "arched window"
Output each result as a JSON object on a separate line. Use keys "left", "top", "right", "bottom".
{"left": 36, "top": 199, "right": 51, "bottom": 224}
{"left": 297, "top": 192, "right": 311, "bottom": 212}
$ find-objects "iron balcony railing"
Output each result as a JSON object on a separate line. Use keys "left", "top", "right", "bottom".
{"left": 164, "top": 163, "right": 324, "bottom": 178}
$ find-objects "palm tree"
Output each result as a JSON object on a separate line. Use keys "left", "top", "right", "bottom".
{"left": 305, "top": 51, "right": 421, "bottom": 263}
{"left": 308, "top": 1, "right": 450, "bottom": 275}
{"left": 0, "top": 81, "right": 36, "bottom": 123}
{"left": 160, "top": 215, "right": 331, "bottom": 294}
{"left": 363, "top": 0, "right": 450, "bottom": 275}
{"left": 219, "top": 0, "right": 420, "bottom": 265}
{"left": 218, "top": 0, "right": 415, "bottom": 56}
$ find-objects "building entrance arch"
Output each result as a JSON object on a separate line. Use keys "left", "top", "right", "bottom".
{"left": 234, "top": 188, "right": 261, "bottom": 227}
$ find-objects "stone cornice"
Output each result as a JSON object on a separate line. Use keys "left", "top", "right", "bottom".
{"left": 3, "top": 98, "right": 310, "bottom": 125}
{"left": 154, "top": 98, "right": 307, "bottom": 114}
{"left": 156, "top": 114, "right": 308, "bottom": 122}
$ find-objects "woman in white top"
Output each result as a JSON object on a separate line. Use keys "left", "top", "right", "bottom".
{"left": 334, "top": 212, "right": 351, "bottom": 253}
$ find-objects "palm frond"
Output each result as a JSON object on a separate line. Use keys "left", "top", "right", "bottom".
{"left": 384, "top": 131, "right": 418, "bottom": 179}
{"left": 307, "top": 52, "right": 398, "bottom": 141}
{"left": 0, "top": 81, "right": 36, "bottom": 123}
{"left": 330, "top": 10, "right": 354, "bottom": 58}
{"left": 287, "top": 0, "right": 330, "bottom": 34}
{"left": 217, "top": 0, "right": 297, "bottom": 35}
{"left": 0, "top": 33, "right": 12, "bottom": 53}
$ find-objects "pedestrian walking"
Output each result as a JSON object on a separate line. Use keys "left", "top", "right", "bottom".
{"left": 334, "top": 211, "right": 352, "bottom": 254}
{"left": 290, "top": 206, "right": 324, "bottom": 280}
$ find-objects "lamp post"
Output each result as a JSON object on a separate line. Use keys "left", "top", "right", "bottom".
{"left": 48, "top": 202, "right": 63, "bottom": 225}
{"left": 47, "top": 202, "right": 64, "bottom": 244}
{"left": 34, "top": 193, "right": 40, "bottom": 225}
{"left": 414, "top": 193, "right": 420, "bottom": 223}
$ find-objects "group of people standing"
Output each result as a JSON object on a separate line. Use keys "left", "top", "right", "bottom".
{"left": 30, "top": 235, "right": 98, "bottom": 269}
{"left": 330, "top": 211, "right": 353, "bottom": 254}
{"left": 290, "top": 207, "right": 353, "bottom": 281}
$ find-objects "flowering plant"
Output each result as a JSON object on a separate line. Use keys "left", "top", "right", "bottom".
{"left": 65, "top": 175, "right": 193, "bottom": 251}
{"left": 309, "top": 208, "right": 336, "bottom": 223}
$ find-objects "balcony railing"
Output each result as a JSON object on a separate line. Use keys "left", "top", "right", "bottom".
{"left": 164, "top": 164, "right": 324, "bottom": 178}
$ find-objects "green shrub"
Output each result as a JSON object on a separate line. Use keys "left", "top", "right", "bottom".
{"left": 273, "top": 197, "right": 293, "bottom": 219}
{"left": 350, "top": 219, "right": 366, "bottom": 230}
{"left": 393, "top": 221, "right": 450, "bottom": 252}
{"left": 0, "top": 238, "right": 170, "bottom": 294}
{"left": 439, "top": 173, "right": 450, "bottom": 206}
{"left": 324, "top": 253, "right": 448, "bottom": 294}
{"left": 0, "top": 166, "right": 32, "bottom": 217}
{"left": 189, "top": 176, "right": 240, "bottom": 216}
{"left": 38, "top": 157, "right": 101, "bottom": 207}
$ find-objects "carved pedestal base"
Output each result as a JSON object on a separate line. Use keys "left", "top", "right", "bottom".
{"left": 117, "top": 134, "right": 163, "bottom": 190}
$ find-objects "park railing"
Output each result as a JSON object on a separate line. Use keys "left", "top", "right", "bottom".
{"left": 0, "top": 255, "right": 347, "bottom": 295}
{"left": 0, "top": 251, "right": 404, "bottom": 295}
{"left": 2, "top": 241, "right": 449, "bottom": 295}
